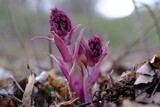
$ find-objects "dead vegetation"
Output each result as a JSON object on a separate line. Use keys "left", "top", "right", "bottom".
{"left": 0, "top": 52, "right": 160, "bottom": 107}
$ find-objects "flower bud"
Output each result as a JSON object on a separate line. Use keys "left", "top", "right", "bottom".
{"left": 88, "top": 34, "right": 102, "bottom": 57}
{"left": 50, "top": 8, "right": 72, "bottom": 39}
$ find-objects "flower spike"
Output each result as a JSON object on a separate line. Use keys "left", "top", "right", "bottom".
{"left": 82, "top": 34, "right": 108, "bottom": 66}
{"left": 50, "top": 8, "right": 72, "bottom": 39}
{"left": 90, "top": 41, "right": 109, "bottom": 85}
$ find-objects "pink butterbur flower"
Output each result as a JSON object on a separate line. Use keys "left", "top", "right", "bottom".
{"left": 50, "top": 8, "right": 80, "bottom": 45}
{"left": 49, "top": 29, "right": 86, "bottom": 101}
{"left": 50, "top": 33, "right": 109, "bottom": 102}
{"left": 49, "top": 7, "right": 81, "bottom": 45}
{"left": 49, "top": 8, "right": 72, "bottom": 40}
{"left": 31, "top": 7, "right": 110, "bottom": 102}
{"left": 32, "top": 8, "right": 80, "bottom": 62}
{"left": 81, "top": 34, "right": 109, "bottom": 85}
{"left": 82, "top": 34, "right": 109, "bottom": 67}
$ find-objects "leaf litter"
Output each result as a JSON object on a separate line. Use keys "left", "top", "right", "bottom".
{"left": 1, "top": 52, "right": 160, "bottom": 106}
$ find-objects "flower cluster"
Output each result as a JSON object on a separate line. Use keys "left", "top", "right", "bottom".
{"left": 32, "top": 7, "right": 109, "bottom": 102}
{"left": 49, "top": 8, "right": 72, "bottom": 40}
{"left": 88, "top": 35, "right": 102, "bottom": 57}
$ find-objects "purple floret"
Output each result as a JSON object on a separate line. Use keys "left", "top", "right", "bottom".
{"left": 88, "top": 34, "right": 102, "bottom": 57}
{"left": 49, "top": 8, "right": 72, "bottom": 38}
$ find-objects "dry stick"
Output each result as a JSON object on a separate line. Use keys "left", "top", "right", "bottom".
{"left": 133, "top": 0, "right": 150, "bottom": 57}
{"left": 110, "top": 70, "right": 115, "bottom": 88}
{"left": 151, "top": 78, "right": 160, "bottom": 97}
{"left": 135, "top": 2, "right": 160, "bottom": 42}
{"left": 10, "top": 75, "right": 24, "bottom": 92}
{"left": 10, "top": 94, "right": 23, "bottom": 104}
{"left": 151, "top": 73, "right": 160, "bottom": 97}
{"left": 48, "top": 35, "right": 54, "bottom": 69}
{"left": 6, "top": 0, "right": 29, "bottom": 64}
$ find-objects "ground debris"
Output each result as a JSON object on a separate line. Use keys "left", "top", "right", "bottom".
{"left": 22, "top": 73, "right": 35, "bottom": 106}
{"left": 2, "top": 52, "right": 160, "bottom": 107}
{"left": 46, "top": 74, "right": 70, "bottom": 100}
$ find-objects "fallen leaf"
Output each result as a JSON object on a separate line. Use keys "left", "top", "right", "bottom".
{"left": 0, "top": 67, "right": 24, "bottom": 93}
{"left": 0, "top": 96, "right": 12, "bottom": 107}
{"left": 22, "top": 73, "right": 35, "bottom": 106}
{"left": 136, "top": 62, "right": 155, "bottom": 76}
{"left": 150, "top": 51, "right": 160, "bottom": 69}
{"left": 118, "top": 69, "right": 136, "bottom": 85}
{"left": 134, "top": 74, "right": 154, "bottom": 85}
{"left": 35, "top": 71, "right": 48, "bottom": 83}
{"left": 0, "top": 67, "right": 12, "bottom": 80}
{"left": 46, "top": 74, "right": 69, "bottom": 100}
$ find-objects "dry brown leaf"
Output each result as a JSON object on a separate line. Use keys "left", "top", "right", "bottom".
{"left": 46, "top": 74, "right": 69, "bottom": 100}
{"left": 22, "top": 73, "right": 35, "bottom": 106}
{"left": 35, "top": 70, "right": 69, "bottom": 100}
{"left": 150, "top": 51, "right": 160, "bottom": 69}
{"left": 118, "top": 69, "right": 136, "bottom": 84}
{"left": 0, "top": 96, "right": 12, "bottom": 107}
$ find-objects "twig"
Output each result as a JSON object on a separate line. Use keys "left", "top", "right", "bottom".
{"left": 48, "top": 35, "right": 54, "bottom": 69}
{"left": 151, "top": 75, "right": 160, "bottom": 96}
{"left": 109, "top": 70, "right": 115, "bottom": 88}
{"left": 10, "top": 76, "right": 24, "bottom": 93}
{"left": 27, "top": 64, "right": 36, "bottom": 76}
{"left": 9, "top": 94, "right": 23, "bottom": 104}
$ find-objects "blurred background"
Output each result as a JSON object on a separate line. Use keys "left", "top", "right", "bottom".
{"left": 0, "top": 0, "right": 160, "bottom": 76}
